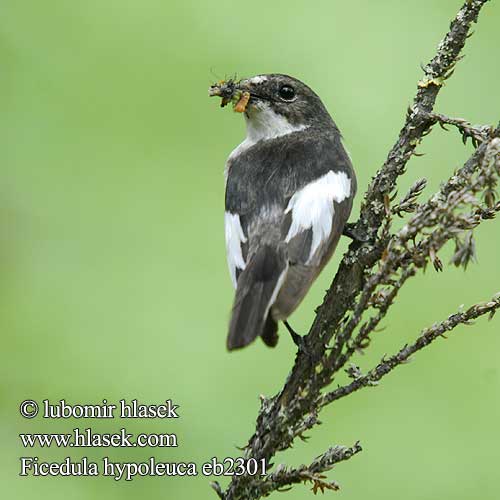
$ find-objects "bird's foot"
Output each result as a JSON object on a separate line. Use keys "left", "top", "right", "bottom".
{"left": 284, "top": 321, "right": 313, "bottom": 359}
{"left": 342, "top": 223, "right": 370, "bottom": 244}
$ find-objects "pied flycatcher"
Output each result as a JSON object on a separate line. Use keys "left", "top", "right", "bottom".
{"left": 209, "top": 74, "right": 356, "bottom": 350}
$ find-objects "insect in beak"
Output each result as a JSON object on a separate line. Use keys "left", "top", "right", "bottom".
{"left": 209, "top": 80, "right": 251, "bottom": 113}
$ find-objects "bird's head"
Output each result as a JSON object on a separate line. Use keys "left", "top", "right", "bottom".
{"left": 209, "top": 74, "right": 335, "bottom": 136}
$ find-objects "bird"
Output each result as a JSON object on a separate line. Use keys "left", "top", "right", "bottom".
{"left": 209, "top": 74, "right": 357, "bottom": 350}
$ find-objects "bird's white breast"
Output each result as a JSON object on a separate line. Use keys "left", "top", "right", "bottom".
{"left": 228, "top": 102, "right": 308, "bottom": 162}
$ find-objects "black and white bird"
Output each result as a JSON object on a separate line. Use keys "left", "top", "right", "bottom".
{"left": 210, "top": 74, "right": 357, "bottom": 350}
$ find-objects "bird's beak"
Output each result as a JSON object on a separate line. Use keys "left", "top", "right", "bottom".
{"left": 208, "top": 80, "right": 252, "bottom": 114}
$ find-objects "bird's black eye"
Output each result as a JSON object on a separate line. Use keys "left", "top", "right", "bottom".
{"left": 278, "top": 85, "right": 296, "bottom": 101}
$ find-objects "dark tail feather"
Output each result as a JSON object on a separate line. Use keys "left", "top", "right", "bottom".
{"left": 227, "top": 245, "right": 287, "bottom": 350}
{"left": 261, "top": 315, "right": 278, "bottom": 347}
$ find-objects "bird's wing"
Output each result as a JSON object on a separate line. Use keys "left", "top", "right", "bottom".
{"left": 224, "top": 211, "right": 248, "bottom": 288}
{"left": 282, "top": 169, "right": 354, "bottom": 267}
{"left": 225, "top": 133, "right": 356, "bottom": 286}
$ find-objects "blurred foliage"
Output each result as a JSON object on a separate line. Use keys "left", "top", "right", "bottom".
{"left": 1, "top": 1, "right": 499, "bottom": 499}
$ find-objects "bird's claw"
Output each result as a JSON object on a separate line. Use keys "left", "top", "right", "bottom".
{"left": 284, "top": 321, "right": 314, "bottom": 361}
{"left": 342, "top": 223, "right": 370, "bottom": 244}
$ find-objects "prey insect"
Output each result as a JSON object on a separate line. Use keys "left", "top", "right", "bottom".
{"left": 209, "top": 79, "right": 251, "bottom": 113}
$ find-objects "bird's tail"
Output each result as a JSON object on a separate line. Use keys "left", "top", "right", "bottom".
{"left": 227, "top": 244, "right": 288, "bottom": 350}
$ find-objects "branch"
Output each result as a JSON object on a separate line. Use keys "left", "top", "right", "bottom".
{"left": 427, "top": 112, "right": 493, "bottom": 147}
{"left": 330, "top": 134, "right": 500, "bottom": 368}
{"left": 236, "top": 443, "right": 362, "bottom": 498}
{"left": 320, "top": 292, "right": 500, "bottom": 407}
{"left": 218, "top": 2, "right": 496, "bottom": 499}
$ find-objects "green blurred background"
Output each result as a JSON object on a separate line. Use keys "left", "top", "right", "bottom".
{"left": 1, "top": 1, "right": 499, "bottom": 498}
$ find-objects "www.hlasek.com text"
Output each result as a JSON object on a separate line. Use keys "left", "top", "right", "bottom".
{"left": 20, "top": 428, "right": 178, "bottom": 448}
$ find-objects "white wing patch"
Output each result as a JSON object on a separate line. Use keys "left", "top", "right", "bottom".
{"left": 225, "top": 212, "right": 247, "bottom": 288}
{"left": 285, "top": 170, "right": 351, "bottom": 263}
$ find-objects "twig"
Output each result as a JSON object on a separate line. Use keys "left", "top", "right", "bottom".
{"left": 427, "top": 112, "right": 494, "bottom": 147}
{"left": 392, "top": 178, "right": 428, "bottom": 217}
{"left": 320, "top": 292, "right": 500, "bottom": 407}
{"left": 246, "top": 443, "right": 362, "bottom": 498}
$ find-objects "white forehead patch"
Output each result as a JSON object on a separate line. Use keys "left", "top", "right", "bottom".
{"left": 285, "top": 170, "right": 351, "bottom": 263}
{"left": 248, "top": 75, "right": 267, "bottom": 84}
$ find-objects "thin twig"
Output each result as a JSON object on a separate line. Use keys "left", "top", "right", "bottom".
{"left": 247, "top": 443, "right": 362, "bottom": 498}
{"left": 427, "top": 112, "right": 494, "bottom": 147}
{"left": 320, "top": 292, "right": 500, "bottom": 407}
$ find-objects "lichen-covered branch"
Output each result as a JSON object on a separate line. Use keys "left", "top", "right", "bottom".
{"left": 327, "top": 134, "right": 500, "bottom": 372}
{"left": 246, "top": 443, "right": 362, "bottom": 498}
{"left": 320, "top": 292, "right": 500, "bottom": 408}
{"left": 216, "top": 2, "right": 497, "bottom": 499}
{"left": 427, "top": 112, "right": 493, "bottom": 147}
